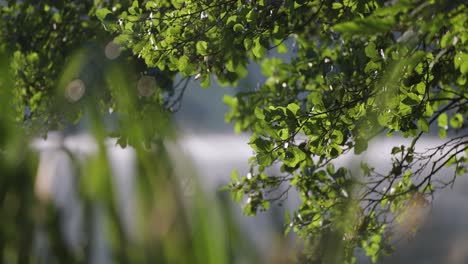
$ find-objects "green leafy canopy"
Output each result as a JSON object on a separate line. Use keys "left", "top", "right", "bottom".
{"left": 2, "top": 0, "right": 468, "bottom": 263}
{"left": 98, "top": 0, "right": 468, "bottom": 262}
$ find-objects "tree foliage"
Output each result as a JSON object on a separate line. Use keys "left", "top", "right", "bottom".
{"left": 1, "top": 1, "right": 103, "bottom": 132}
{"left": 96, "top": 0, "right": 468, "bottom": 262}
{"left": 1, "top": 0, "right": 468, "bottom": 262}
{"left": 0, "top": 0, "right": 176, "bottom": 143}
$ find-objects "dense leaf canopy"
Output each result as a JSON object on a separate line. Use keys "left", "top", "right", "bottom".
{"left": 96, "top": 0, "right": 468, "bottom": 262}
{"left": 1, "top": 0, "right": 468, "bottom": 263}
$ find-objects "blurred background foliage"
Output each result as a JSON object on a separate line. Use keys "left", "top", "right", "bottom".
{"left": 0, "top": 47, "right": 264, "bottom": 264}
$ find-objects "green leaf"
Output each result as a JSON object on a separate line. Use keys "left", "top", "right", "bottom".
{"left": 365, "top": 42, "right": 378, "bottom": 59}
{"left": 257, "top": 152, "right": 273, "bottom": 166}
{"left": 249, "top": 134, "right": 272, "bottom": 152}
{"left": 145, "top": 2, "right": 158, "bottom": 9}
{"left": 328, "top": 144, "right": 342, "bottom": 158}
{"left": 416, "top": 82, "right": 426, "bottom": 94}
{"left": 399, "top": 102, "right": 412, "bottom": 115}
{"left": 333, "top": 21, "right": 360, "bottom": 33}
{"left": 129, "top": 1, "right": 141, "bottom": 15}
{"left": 252, "top": 37, "right": 267, "bottom": 58}
{"left": 450, "top": 113, "right": 464, "bottom": 129}
{"left": 286, "top": 103, "right": 300, "bottom": 115}
{"left": 391, "top": 146, "right": 401, "bottom": 155}
{"left": 418, "top": 118, "right": 429, "bottom": 133}
{"left": 96, "top": 8, "right": 112, "bottom": 21}
{"left": 424, "top": 103, "right": 434, "bottom": 117}
{"left": 354, "top": 137, "right": 368, "bottom": 155}
{"left": 178, "top": 55, "right": 196, "bottom": 75}
{"left": 225, "top": 60, "right": 236, "bottom": 72}
{"left": 282, "top": 147, "right": 306, "bottom": 167}
{"left": 254, "top": 107, "right": 265, "bottom": 120}
{"left": 438, "top": 113, "right": 448, "bottom": 128}
{"left": 454, "top": 53, "right": 468, "bottom": 74}
{"left": 223, "top": 95, "right": 237, "bottom": 107}
{"left": 96, "top": 8, "right": 117, "bottom": 31}
{"left": 331, "top": 130, "right": 344, "bottom": 144}
{"left": 277, "top": 43, "right": 288, "bottom": 53}
{"left": 326, "top": 163, "right": 335, "bottom": 175}
{"left": 243, "top": 38, "right": 253, "bottom": 50}
{"left": 438, "top": 128, "right": 447, "bottom": 139}
{"left": 178, "top": 55, "right": 189, "bottom": 70}
{"left": 462, "top": 61, "right": 468, "bottom": 75}
{"left": 246, "top": 10, "right": 256, "bottom": 22}
{"left": 334, "top": 16, "right": 395, "bottom": 35}
{"left": 231, "top": 170, "right": 239, "bottom": 182}
{"left": 226, "top": 15, "right": 237, "bottom": 27}
{"left": 440, "top": 32, "right": 453, "bottom": 48}
{"left": 200, "top": 74, "right": 211, "bottom": 88}
{"left": 332, "top": 2, "right": 343, "bottom": 9}
{"left": 196, "top": 41, "right": 208, "bottom": 55}
{"left": 233, "top": 23, "right": 244, "bottom": 33}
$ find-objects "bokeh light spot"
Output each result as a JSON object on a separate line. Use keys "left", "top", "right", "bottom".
{"left": 105, "top": 41, "right": 121, "bottom": 60}
{"left": 65, "top": 79, "right": 85, "bottom": 102}
{"left": 137, "top": 76, "right": 156, "bottom": 97}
